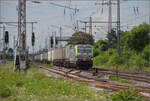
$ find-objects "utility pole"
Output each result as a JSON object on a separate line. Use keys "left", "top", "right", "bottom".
{"left": 31, "top": 22, "right": 36, "bottom": 58}
{"left": 117, "top": 0, "right": 121, "bottom": 56}
{"left": 2, "top": 25, "right": 5, "bottom": 51}
{"left": 149, "top": 0, "right": 150, "bottom": 45}
{"left": 45, "top": 38, "right": 47, "bottom": 50}
{"left": 31, "top": 22, "right": 33, "bottom": 33}
{"left": 13, "top": 35, "right": 16, "bottom": 49}
{"left": 54, "top": 31, "right": 56, "bottom": 49}
{"left": 84, "top": 22, "right": 87, "bottom": 33}
{"left": 108, "top": 0, "right": 112, "bottom": 33}
{"left": 149, "top": 0, "right": 150, "bottom": 25}
{"left": 49, "top": 36, "right": 51, "bottom": 50}
{"left": 0, "top": 0, "right": 1, "bottom": 52}
{"left": 2, "top": 25, "right": 6, "bottom": 68}
{"left": 18, "top": 0, "right": 27, "bottom": 70}
{"left": 52, "top": 32, "right": 54, "bottom": 50}
{"left": 89, "top": 17, "right": 92, "bottom": 35}
{"left": 0, "top": 32, "right": 1, "bottom": 52}
{"left": 95, "top": 0, "right": 115, "bottom": 33}
{"left": 39, "top": 44, "right": 41, "bottom": 53}
{"left": 59, "top": 27, "right": 62, "bottom": 47}
{"left": 50, "top": 25, "right": 63, "bottom": 47}
{"left": 76, "top": 20, "right": 79, "bottom": 32}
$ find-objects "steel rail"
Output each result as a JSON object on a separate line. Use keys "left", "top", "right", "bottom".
{"left": 37, "top": 64, "right": 150, "bottom": 94}
{"left": 84, "top": 68, "right": 150, "bottom": 83}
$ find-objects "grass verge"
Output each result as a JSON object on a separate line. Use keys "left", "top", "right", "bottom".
{"left": 0, "top": 62, "right": 107, "bottom": 101}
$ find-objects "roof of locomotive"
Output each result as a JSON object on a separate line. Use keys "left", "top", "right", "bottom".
{"left": 67, "top": 44, "right": 92, "bottom": 47}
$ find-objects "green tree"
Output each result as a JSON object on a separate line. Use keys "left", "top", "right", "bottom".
{"left": 107, "top": 29, "right": 125, "bottom": 49}
{"left": 68, "top": 31, "right": 94, "bottom": 45}
{"left": 107, "top": 29, "right": 117, "bottom": 48}
{"left": 122, "top": 23, "right": 150, "bottom": 52}
{"left": 93, "top": 40, "right": 108, "bottom": 57}
{"left": 142, "top": 45, "right": 150, "bottom": 61}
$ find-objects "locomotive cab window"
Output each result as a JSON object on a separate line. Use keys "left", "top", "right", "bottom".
{"left": 85, "top": 48, "right": 91, "bottom": 53}
{"left": 78, "top": 48, "right": 84, "bottom": 53}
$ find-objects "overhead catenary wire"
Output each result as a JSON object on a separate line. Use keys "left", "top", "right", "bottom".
{"left": 122, "top": 14, "right": 149, "bottom": 24}
{"left": 0, "top": 0, "right": 149, "bottom": 52}
{"left": 0, "top": 0, "right": 149, "bottom": 1}
{"left": 49, "top": 2, "right": 79, "bottom": 12}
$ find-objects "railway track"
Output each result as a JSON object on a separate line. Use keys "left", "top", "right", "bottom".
{"left": 37, "top": 64, "right": 150, "bottom": 98}
{"left": 91, "top": 68, "right": 150, "bottom": 83}
{"left": 96, "top": 68, "right": 150, "bottom": 76}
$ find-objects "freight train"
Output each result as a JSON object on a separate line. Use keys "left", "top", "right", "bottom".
{"left": 34, "top": 44, "right": 93, "bottom": 69}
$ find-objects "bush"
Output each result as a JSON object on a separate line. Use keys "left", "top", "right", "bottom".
{"left": 129, "top": 54, "right": 148, "bottom": 71}
{"left": 93, "top": 48, "right": 100, "bottom": 57}
{"left": 110, "top": 88, "right": 147, "bottom": 101}
{"left": 108, "top": 52, "right": 124, "bottom": 66}
{"left": 0, "top": 83, "right": 12, "bottom": 97}
{"left": 94, "top": 51, "right": 109, "bottom": 66}
{"left": 121, "top": 48, "right": 137, "bottom": 67}
{"left": 142, "top": 45, "right": 150, "bottom": 62}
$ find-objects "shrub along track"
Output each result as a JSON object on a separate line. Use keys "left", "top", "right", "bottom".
{"left": 37, "top": 64, "right": 150, "bottom": 98}
{"left": 91, "top": 68, "right": 150, "bottom": 83}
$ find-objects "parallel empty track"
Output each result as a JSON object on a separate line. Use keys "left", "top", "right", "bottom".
{"left": 92, "top": 68, "right": 150, "bottom": 83}
{"left": 37, "top": 64, "right": 150, "bottom": 98}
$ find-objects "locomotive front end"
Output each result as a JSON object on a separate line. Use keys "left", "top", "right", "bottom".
{"left": 75, "top": 44, "right": 93, "bottom": 68}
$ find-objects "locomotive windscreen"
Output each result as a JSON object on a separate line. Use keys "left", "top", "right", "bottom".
{"left": 77, "top": 45, "right": 92, "bottom": 58}
{"left": 78, "top": 45, "right": 91, "bottom": 53}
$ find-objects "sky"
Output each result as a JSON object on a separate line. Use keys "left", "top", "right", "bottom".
{"left": 0, "top": 0, "right": 149, "bottom": 53}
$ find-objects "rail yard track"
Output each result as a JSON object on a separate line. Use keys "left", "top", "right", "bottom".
{"left": 96, "top": 68, "right": 150, "bottom": 76}
{"left": 91, "top": 68, "right": 150, "bottom": 83}
{"left": 37, "top": 64, "right": 150, "bottom": 98}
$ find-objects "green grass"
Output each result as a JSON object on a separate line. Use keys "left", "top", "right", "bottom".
{"left": 0, "top": 62, "right": 107, "bottom": 101}
{"left": 109, "top": 76, "right": 136, "bottom": 85}
{"left": 1, "top": 62, "right": 147, "bottom": 101}
{"left": 110, "top": 88, "right": 148, "bottom": 101}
